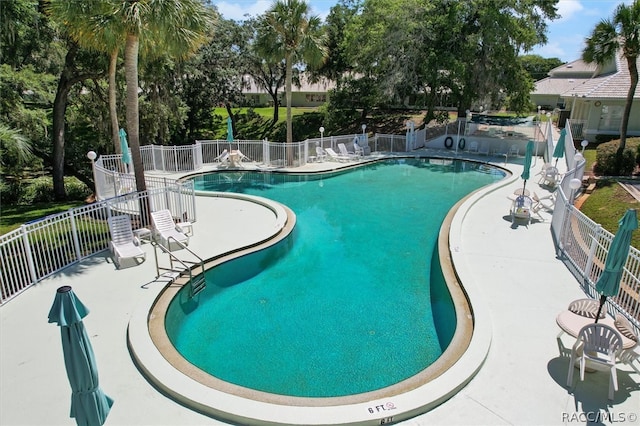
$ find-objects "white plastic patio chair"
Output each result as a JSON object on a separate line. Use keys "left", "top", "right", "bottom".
{"left": 107, "top": 215, "right": 146, "bottom": 269}
{"left": 566, "top": 323, "right": 623, "bottom": 400}
{"left": 510, "top": 195, "right": 533, "bottom": 224}
{"left": 151, "top": 209, "right": 190, "bottom": 251}
{"left": 467, "top": 140, "right": 479, "bottom": 153}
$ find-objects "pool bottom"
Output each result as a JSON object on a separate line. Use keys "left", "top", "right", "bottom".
{"left": 128, "top": 190, "right": 484, "bottom": 425}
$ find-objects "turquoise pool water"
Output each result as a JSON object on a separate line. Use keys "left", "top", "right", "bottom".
{"left": 166, "top": 159, "right": 504, "bottom": 398}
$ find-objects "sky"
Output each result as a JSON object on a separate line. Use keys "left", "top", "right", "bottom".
{"left": 213, "top": 0, "right": 634, "bottom": 63}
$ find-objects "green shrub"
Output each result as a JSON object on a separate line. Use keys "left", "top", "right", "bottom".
{"left": 64, "top": 177, "right": 92, "bottom": 200}
{"left": 595, "top": 134, "right": 620, "bottom": 144}
{"left": 20, "top": 176, "right": 54, "bottom": 203}
{"left": 18, "top": 176, "right": 91, "bottom": 204}
{"left": 0, "top": 178, "right": 21, "bottom": 203}
{"left": 594, "top": 138, "right": 640, "bottom": 176}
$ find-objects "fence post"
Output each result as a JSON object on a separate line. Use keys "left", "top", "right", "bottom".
{"left": 68, "top": 210, "right": 83, "bottom": 261}
{"left": 20, "top": 225, "right": 38, "bottom": 284}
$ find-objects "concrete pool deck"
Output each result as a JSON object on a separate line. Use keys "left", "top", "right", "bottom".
{"left": 1, "top": 153, "right": 639, "bottom": 425}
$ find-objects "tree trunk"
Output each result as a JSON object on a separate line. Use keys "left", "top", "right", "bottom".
{"left": 225, "top": 103, "right": 234, "bottom": 138}
{"left": 124, "top": 33, "right": 145, "bottom": 192}
{"left": 270, "top": 91, "right": 279, "bottom": 124}
{"left": 285, "top": 54, "right": 294, "bottom": 165}
{"left": 108, "top": 49, "right": 121, "bottom": 154}
{"left": 616, "top": 55, "right": 638, "bottom": 174}
{"left": 52, "top": 44, "right": 79, "bottom": 201}
{"left": 124, "top": 33, "right": 150, "bottom": 226}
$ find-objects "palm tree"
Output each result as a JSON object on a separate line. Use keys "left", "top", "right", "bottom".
{"left": 113, "top": 0, "right": 214, "bottom": 196}
{"left": 259, "top": 0, "right": 327, "bottom": 149}
{"left": 47, "top": 1, "right": 125, "bottom": 154}
{"left": 583, "top": 0, "right": 640, "bottom": 172}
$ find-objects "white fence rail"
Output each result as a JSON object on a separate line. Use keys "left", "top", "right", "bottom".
{"left": 0, "top": 183, "right": 194, "bottom": 305}
{"left": 553, "top": 120, "right": 639, "bottom": 332}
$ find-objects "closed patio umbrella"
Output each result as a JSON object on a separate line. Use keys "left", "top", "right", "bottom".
{"left": 48, "top": 286, "right": 114, "bottom": 426}
{"left": 119, "top": 128, "right": 131, "bottom": 172}
{"left": 227, "top": 116, "right": 234, "bottom": 141}
{"left": 520, "top": 140, "right": 534, "bottom": 193}
{"left": 594, "top": 209, "right": 638, "bottom": 322}
{"left": 553, "top": 128, "right": 565, "bottom": 166}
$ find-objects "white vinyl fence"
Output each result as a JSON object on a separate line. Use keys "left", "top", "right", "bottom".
{"left": 552, "top": 120, "right": 639, "bottom": 332}
{"left": 0, "top": 183, "right": 194, "bottom": 305}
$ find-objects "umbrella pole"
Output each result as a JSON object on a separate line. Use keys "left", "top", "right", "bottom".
{"left": 594, "top": 294, "right": 607, "bottom": 323}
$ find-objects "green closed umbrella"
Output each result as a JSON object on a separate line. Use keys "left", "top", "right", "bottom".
{"left": 226, "top": 116, "right": 234, "bottom": 142}
{"left": 48, "top": 286, "right": 114, "bottom": 426}
{"left": 553, "top": 128, "right": 565, "bottom": 166}
{"left": 594, "top": 209, "right": 638, "bottom": 322}
{"left": 520, "top": 140, "right": 534, "bottom": 193}
{"left": 119, "top": 128, "right": 131, "bottom": 165}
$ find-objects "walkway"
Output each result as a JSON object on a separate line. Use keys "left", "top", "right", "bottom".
{"left": 1, "top": 153, "right": 638, "bottom": 425}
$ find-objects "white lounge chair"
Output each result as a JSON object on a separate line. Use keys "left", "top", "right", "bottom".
{"left": 353, "top": 140, "right": 364, "bottom": 157}
{"left": 567, "top": 323, "right": 623, "bottom": 400}
{"left": 325, "top": 147, "right": 350, "bottom": 162}
{"left": 478, "top": 142, "right": 490, "bottom": 156}
{"left": 338, "top": 143, "right": 358, "bottom": 161}
{"left": 315, "top": 146, "right": 328, "bottom": 162}
{"left": 108, "top": 215, "right": 146, "bottom": 269}
{"left": 229, "top": 149, "right": 250, "bottom": 167}
{"left": 151, "top": 209, "right": 190, "bottom": 251}
{"left": 214, "top": 149, "right": 229, "bottom": 167}
{"left": 533, "top": 192, "right": 555, "bottom": 212}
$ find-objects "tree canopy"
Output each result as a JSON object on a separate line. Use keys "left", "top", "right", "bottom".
{"left": 1, "top": 0, "right": 567, "bottom": 200}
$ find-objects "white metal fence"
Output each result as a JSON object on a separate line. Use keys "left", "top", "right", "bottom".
{"left": 0, "top": 183, "right": 194, "bottom": 305}
{"left": 552, "top": 120, "right": 639, "bottom": 332}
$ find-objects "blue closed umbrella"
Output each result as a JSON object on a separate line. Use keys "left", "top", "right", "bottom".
{"left": 48, "top": 286, "right": 114, "bottom": 426}
{"left": 553, "top": 128, "right": 565, "bottom": 166}
{"left": 520, "top": 140, "right": 534, "bottom": 192}
{"left": 594, "top": 209, "right": 638, "bottom": 321}
{"left": 119, "top": 128, "right": 131, "bottom": 165}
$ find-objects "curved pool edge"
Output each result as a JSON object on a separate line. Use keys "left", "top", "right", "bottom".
{"left": 128, "top": 165, "right": 515, "bottom": 425}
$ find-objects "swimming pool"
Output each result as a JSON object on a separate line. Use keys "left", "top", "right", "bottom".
{"left": 163, "top": 159, "right": 504, "bottom": 400}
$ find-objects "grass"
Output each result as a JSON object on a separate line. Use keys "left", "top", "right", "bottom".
{"left": 579, "top": 179, "right": 640, "bottom": 249}
{"left": 582, "top": 148, "right": 596, "bottom": 174}
{"left": 0, "top": 202, "right": 84, "bottom": 235}
{"left": 214, "top": 107, "right": 315, "bottom": 121}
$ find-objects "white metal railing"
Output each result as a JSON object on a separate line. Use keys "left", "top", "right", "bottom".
{"left": 0, "top": 183, "right": 195, "bottom": 305}
{"left": 569, "top": 119, "right": 587, "bottom": 140}
{"left": 552, "top": 157, "right": 640, "bottom": 333}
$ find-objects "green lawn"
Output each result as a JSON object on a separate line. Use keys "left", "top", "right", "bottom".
{"left": 0, "top": 202, "right": 84, "bottom": 235}
{"left": 579, "top": 179, "right": 640, "bottom": 249}
{"left": 214, "top": 107, "right": 317, "bottom": 121}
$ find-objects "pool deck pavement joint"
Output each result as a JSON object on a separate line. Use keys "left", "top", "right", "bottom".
{"left": 1, "top": 148, "right": 639, "bottom": 425}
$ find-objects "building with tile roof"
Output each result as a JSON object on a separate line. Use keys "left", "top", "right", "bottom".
{"left": 242, "top": 74, "right": 334, "bottom": 107}
{"left": 531, "top": 52, "right": 640, "bottom": 142}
